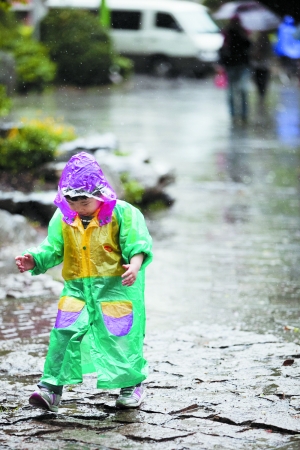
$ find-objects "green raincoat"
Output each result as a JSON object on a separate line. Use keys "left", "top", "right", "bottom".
{"left": 27, "top": 200, "right": 153, "bottom": 389}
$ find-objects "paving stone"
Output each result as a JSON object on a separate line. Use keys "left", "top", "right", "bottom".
{"left": 57, "top": 404, "right": 109, "bottom": 420}
{"left": 139, "top": 396, "right": 199, "bottom": 415}
{"left": 206, "top": 332, "right": 279, "bottom": 348}
{"left": 172, "top": 428, "right": 290, "bottom": 450}
{"left": 113, "top": 410, "right": 173, "bottom": 425}
{"left": 42, "top": 415, "right": 117, "bottom": 431}
{"left": 43, "top": 428, "right": 133, "bottom": 448}
{"left": 290, "top": 396, "right": 300, "bottom": 410}
{"left": 119, "top": 423, "right": 194, "bottom": 441}
{"left": 253, "top": 412, "right": 300, "bottom": 433}
{"left": 1, "top": 422, "right": 62, "bottom": 437}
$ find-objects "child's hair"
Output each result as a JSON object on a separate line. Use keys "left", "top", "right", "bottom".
{"left": 64, "top": 195, "right": 89, "bottom": 202}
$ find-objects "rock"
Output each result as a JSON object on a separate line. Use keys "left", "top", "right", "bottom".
{"left": 94, "top": 147, "right": 175, "bottom": 191}
{"left": 56, "top": 133, "right": 118, "bottom": 159}
{"left": 0, "top": 191, "right": 57, "bottom": 225}
{"left": 0, "top": 209, "right": 37, "bottom": 245}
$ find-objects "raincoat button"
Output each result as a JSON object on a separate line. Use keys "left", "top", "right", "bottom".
{"left": 83, "top": 246, "right": 86, "bottom": 250}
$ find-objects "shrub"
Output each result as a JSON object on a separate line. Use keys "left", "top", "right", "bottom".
{"left": 0, "top": 118, "right": 76, "bottom": 173}
{"left": 11, "top": 27, "right": 56, "bottom": 92}
{"left": 0, "top": 84, "right": 12, "bottom": 116}
{"left": 0, "top": 8, "right": 56, "bottom": 92}
{"left": 40, "top": 9, "right": 114, "bottom": 86}
{"left": 111, "top": 56, "right": 134, "bottom": 80}
{"left": 0, "top": 6, "right": 18, "bottom": 46}
{"left": 120, "top": 173, "right": 144, "bottom": 206}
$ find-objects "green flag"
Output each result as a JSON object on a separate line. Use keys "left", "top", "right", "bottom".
{"left": 99, "top": 0, "right": 111, "bottom": 29}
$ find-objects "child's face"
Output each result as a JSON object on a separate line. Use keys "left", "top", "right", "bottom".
{"left": 66, "top": 197, "right": 101, "bottom": 216}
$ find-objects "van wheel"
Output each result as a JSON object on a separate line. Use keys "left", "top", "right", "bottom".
{"left": 151, "top": 57, "right": 173, "bottom": 78}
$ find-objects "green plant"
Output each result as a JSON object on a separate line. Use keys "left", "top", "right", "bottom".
{"left": 0, "top": 84, "right": 11, "bottom": 116}
{"left": 111, "top": 56, "right": 134, "bottom": 80}
{"left": 113, "top": 149, "right": 129, "bottom": 156}
{"left": 120, "top": 173, "right": 144, "bottom": 206}
{"left": 0, "top": 118, "right": 76, "bottom": 173}
{"left": 145, "top": 200, "right": 168, "bottom": 212}
{"left": 40, "top": 9, "right": 114, "bottom": 86}
{"left": 0, "top": 6, "right": 18, "bottom": 45}
{"left": 0, "top": 1, "right": 11, "bottom": 11}
{"left": 11, "top": 27, "right": 56, "bottom": 92}
{"left": 0, "top": 8, "right": 56, "bottom": 92}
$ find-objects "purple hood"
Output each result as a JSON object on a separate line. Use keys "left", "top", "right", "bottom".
{"left": 54, "top": 152, "right": 117, "bottom": 226}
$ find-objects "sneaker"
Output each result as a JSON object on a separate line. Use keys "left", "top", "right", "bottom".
{"left": 116, "top": 383, "right": 146, "bottom": 408}
{"left": 29, "top": 388, "right": 61, "bottom": 413}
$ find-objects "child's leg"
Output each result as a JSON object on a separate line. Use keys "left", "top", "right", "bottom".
{"left": 41, "top": 304, "right": 89, "bottom": 386}
{"left": 38, "top": 381, "right": 63, "bottom": 395}
{"left": 29, "top": 302, "right": 89, "bottom": 412}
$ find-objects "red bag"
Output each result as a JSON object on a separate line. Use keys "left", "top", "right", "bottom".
{"left": 214, "top": 69, "right": 228, "bottom": 89}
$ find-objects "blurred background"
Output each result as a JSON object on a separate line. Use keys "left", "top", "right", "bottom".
{"left": 1, "top": 0, "right": 300, "bottom": 342}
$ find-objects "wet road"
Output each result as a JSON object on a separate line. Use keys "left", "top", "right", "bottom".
{"left": 1, "top": 76, "right": 300, "bottom": 449}
{"left": 12, "top": 76, "right": 300, "bottom": 340}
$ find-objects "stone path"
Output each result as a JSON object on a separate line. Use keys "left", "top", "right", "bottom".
{"left": 1, "top": 321, "right": 300, "bottom": 449}
{"left": 2, "top": 79, "right": 300, "bottom": 448}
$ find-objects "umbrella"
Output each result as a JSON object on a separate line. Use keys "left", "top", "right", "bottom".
{"left": 213, "top": 1, "right": 281, "bottom": 31}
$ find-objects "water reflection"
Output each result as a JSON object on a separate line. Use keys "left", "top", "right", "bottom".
{"left": 215, "top": 127, "right": 252, "bottom": 224}
{"left": 226, "top": 127, "right": 252, "bottom": 184}
{"left": 276, "top": 86, "right": 300, "bottom": 147}
{"left": 7, "top": 77, "right": 300, "bottom": 341}
{"left": 0, "top": 297, "right": 57, "bottom": 340}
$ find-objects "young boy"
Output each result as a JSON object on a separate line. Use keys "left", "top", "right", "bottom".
{"left": 15, "top": 152, "right": 153, "bottom": 412}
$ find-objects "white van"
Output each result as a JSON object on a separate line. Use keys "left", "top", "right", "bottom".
{"left": 46, "top": 0, "right": 223, "bottom": 77}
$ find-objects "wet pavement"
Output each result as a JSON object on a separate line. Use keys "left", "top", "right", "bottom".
{"left": 1, "top": 76, "right": 300, "bottom": 448}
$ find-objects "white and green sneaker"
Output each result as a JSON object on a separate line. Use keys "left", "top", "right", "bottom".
{"left": 116, "top": 383, "right": 146, "bottom": 408}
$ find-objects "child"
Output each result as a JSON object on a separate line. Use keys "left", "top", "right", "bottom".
{"left": 15, "top": 152, "right": 153, "bottom": 412}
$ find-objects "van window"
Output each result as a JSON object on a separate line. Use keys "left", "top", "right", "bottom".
{"left": 178, "top": 11, "right": 219, "bottom": 33}
{"left": 111, "top": 10, "right": 141, "bottom": 30}
{"left": 155, "top": 12, "right": 182, "bottom": 31}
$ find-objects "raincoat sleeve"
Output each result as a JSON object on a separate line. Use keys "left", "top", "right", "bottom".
{"left": 115, "top": 201, "right": 153, "bottom": 269}
{"left": 26, "top": 209, "right": 64, "bottom": 276}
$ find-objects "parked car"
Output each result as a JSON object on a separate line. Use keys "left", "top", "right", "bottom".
{"left": 46, "top": 0, "right": 224, "bottom": 77}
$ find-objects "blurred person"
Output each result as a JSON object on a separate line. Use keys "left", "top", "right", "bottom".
{"left": 294, "top": 25, "right": 300, "bottom": 41}
{"left": 250, "top": 31, "right": 273, "bottom": 106}
{"left": 15, "top": 152, "right": 153, "bottom": 412}
{"left": 219, "top": 15, "right": 252, "bottom": 124}
{"left": 274, "top": 16, "right": 300, "bottom": 83}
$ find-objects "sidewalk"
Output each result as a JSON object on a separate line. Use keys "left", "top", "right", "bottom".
{"left": 0, "top": 320, "right": 300, "bottom": 449}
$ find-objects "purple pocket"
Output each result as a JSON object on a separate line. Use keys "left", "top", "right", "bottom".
{"left": 54, "top": 296, "right": 85, "bottom": 329}
{"left": 101, "top": 301, "right": 133, "bottom": 336}
{"left": 55, "top": 310, "right": 81, "bottom": 329}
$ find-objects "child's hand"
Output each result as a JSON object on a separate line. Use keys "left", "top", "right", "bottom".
{"left": 121, "top": 263, "right": 139, "bottom": 286}
{"left": 15, "top": 254, "right": 35, "bottom": 273}
{"left": 121, "top": 253, "right": 144, "bottom": 286}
